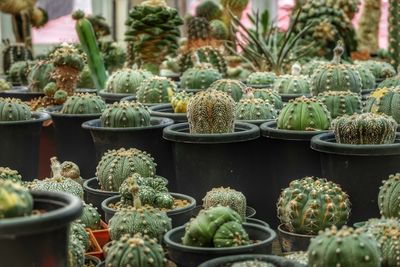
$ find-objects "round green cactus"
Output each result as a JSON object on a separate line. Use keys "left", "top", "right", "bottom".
{"left": 0, "top": 167, "right": 22, "bottom": 183}
{"left": 213, "top": 220, "right": 250, "bottom": 248}
{"left": 96, "top": 148, "right": 156, "bottom": 191}
{"left": 308, "top": 226, "right": 380, "bottom": 267}
{"left": 70, "top": 222, "right": 90, "bottom": 251}
{"left": 105, "top": 69, "right": 153, "bottom": 94}
{"left": 301, "top": 59, "right": 327, "bottom": 76}
{"left": 54, "top": 90, "right": 68, "bottom": 105}
{"left": 180, "top": 62, "right": 222, "bottom": 91}
{"left": 28, "top": 61, "right": 55, "bottom": 92}
{"left": 2, "top": 42, "right": 33, "bottom": 75}
{"left": 68, "top": 236, "right": 85, "bottom": 267}
{"left": 355, "top": 64, "right": 376, "bottom": 90}
{"left": 0, "top": 180, "right": 33, "bottom": 219}
{"left": 8, "top": 61, "right": 34, "bottom": 86}
{"left": 277, "top": 96, "right": 331, "bottom": 131}
{"left": 209, "top": 79, "right": 246, "bottom": 102}
{"left": 43, "top": 82, "right": 57, "bottom": 97}
{"left": 235, "top": 97, "right": 277, "bottom": 121}
{"left": 105, "top": 234, "right": 167, "bottom": 267}
{"left": 356, "top": 60, "right": 396, "bottom": 80}
{"left": 210, "top": 19, "right": 228, "bottom": 40}
{"left": 179, "top": 46, "right": 227, "bottom": 75}
{"left": 136, "top": 76, "right": 177, "bottom": 104}
{"left": 0, "top": 79, "right": 11, "bottom": 91}
{"left": 196, "top": 0, "right": 223, "bottom": 20}
{"left": 273, "top": 64, "right": 311, "bottom": 96}
{"left": 170, "top": 91, "right": 193, "bottom": 113}
{"left": 77, "top": 65, "right": 95, "bottom": 89}
{"left": 187, "top": 16, "right": 211, "bottom": 43}
{"left": 378, "top": 173, "right": 400, "bottom": 218}
{"left": 246, "top": 72, "right": 277, "bottom": 87}
{"left": 0, "top": 98, "right": 31, "bottom": 121}
{"left": 333, "top": 113, "right": 397, "bottom": 144}
{"left": 60, "top": 93, "right": 106, "bottom": 115}
{"left": 377, "top": 76, "right": 400, "bottom": 89}
{"left": 31, "top": 177, "right": 84, "bottom": 199}
{"left": 251, "top": 88, "right": 283, "bottom": 110}
{"left": 316, "top": 90, "right": 362, "bottom": 118}
{"left": 187, "top": 89, "right": 235, "bottom": 134}
{"left": 202, "top": 187, "right": 247, "bottom": 219}
{"left": 100, "top": 101, "right": 151, "bottom": 128}
{"left": 277, "top": 177, "right": 350, "bottom": 235}
{"left": 365, "top": 87, "right": 400, "bottom": 123}
{"left": 78, "top": 202, "right": 101, "bottom": 230}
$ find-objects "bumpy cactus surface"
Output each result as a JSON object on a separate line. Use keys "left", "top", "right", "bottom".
{"left": 365, "top": 87, "right": 400, "bottom": 123}
{"left": 235, "top": 97, "right": 277, "bottom": 121}
{"left": 0, "top": 98, "right": 31, "bottom": 121}
{"left": 187, "top": 16, "right": 211, "bottom": 43}
{"left": 202, "top": 187, "right": 247, "bottom": 219}
{"left": 277, "top": 177, "right": 350, "bottom": 235}
{"left": 324, "top": 0, "right": 361, "bottom": 20}
{"left": 0, "top": 167, "right": 22, "bottom": 183}
{"left": 356, "top": 60, "right": 396, "bottom": 80}
{"left": 317, "top": 91, "right": 362, "bottom": 118}
{"left": 137, "top": 76, "right": 176, "bottom": 104}
{"left": 195, "top": 0, "right": 223, "bottom": 21}
{"left": 170, "top": 91, "right": 193, "bottom": 113}
{"left": 0, "top": 180, "right": 33, "bottom": 219}
{"left": 77, "top": 65, "right": 95, "bottom": 89}
{"left": 252, "top": 88, "right": 283, "bottom": 110}
{"left": 355, "top": 64, "right": 376, "bottom": 90}
{"left": 301, "top": 59, "right": 327, "bottom": 76}
{"left": 96, "top": 148, "right": 156, "bottom": 191}
{"left": 333, "top": 113, "right": 397, "bottom": 144}
{"left": 180, "top": 62, "right": 222, "bottom": 91}
{"left": 389, "top": 0, "right": 400, "bottom": 68}
{"left": 179, "top": 46, "right": 227, "bottom": 75}
{"left": 78, "top": 202, "right": 101, "bottom": 230}
{"left": 277, "top": 96, "right": 331, "bottom": 131}
{"left": 60, "top": 93, "right": 106, "bottom": 115}
{"left": 210, "top": 19, "right": 228, "bottom": 40}
{"left": 209, "top": 79, "right": 246, "bottom": 102}
{"left": 100, "top": 101, "right": 151, "bottom": 128}
{"left": 105, "top": 68, "right": 153, "bottom": 94}
{"left": 247, "top": 72, "right": 276, "bottom": 87}
{"left": 7, "top": 61, "right": 33, "bottom": 85}
{"left": 308, "top": 226, "right": 380, "bottom": 267}
{"left": 70, "top": 222, "right": 90, "bottom": 250}
{"left": 187, "top": 89, "right": 235, "bottom": 134}
{"left": 2, "top": 41, "right": 33, "bottom": 74}
{"left": 68, "top": 236, "right": 85, "bottom": 267}
{"left": 31, "top": 177, "right": 84, "bottom": 199}
{"left": 28, "top": 61, "right": 55, "bottom": 92}
{"left": 378, "top": 173, "right": 400, "bottom": 218}
{"left": 273, "top": 64, "right": 311, "bottom": 96}
{"left": 377, "top": 72, "right": 400, "bottom": 89}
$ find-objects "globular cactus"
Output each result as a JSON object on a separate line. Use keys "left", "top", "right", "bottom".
{"left": 43, "top": 82, "right": 57, "bottom": 97}
{"left": 377, "top": 68, "right": 400, "bottom": 88}
{"left": 54, "top": 90, "right": 68, "bottom": 105}
{"left": 354, "top": 64, "right": 376, "bottom": 90}
{"left": 301, "top": 59, "right": 327, "bottom": 76}
{"left": 78, "top": 202, "right": 101, "bottom": 230}
{"left": 100, "top": 101, "right": 151, "bottom": 128}
{"left": 277, "top": 96, "right": 331, "bottom": 131}
{"left": 209, "top": 79, "right": 246, "bottom": 102}
{"left": 183, "top": 206, "right": 250, "bottom": 247}
{"left": 311, "top": 42, "right": 362, "bottom": 95}
{"left": 333, "top": 113, "right": 397, "bottom": 144}
{"left": 195, "top": 0, "right": 223, "bottom": 21}
{"left": 389, "top": 0, "right": 400, "bottom": 69}
{"left": 105, "top": 68, "right": 153, "bottom": 94}
{"left": 31, "top": 177, "right": 84, "bottom": 199}
{"left": 96, "top": 148, "right": 156, "bottom": 191}
{"left": 0, "top": 98, "right": 31, "bottom": 121}
{"left": 28, "top": 61, "right": 55, "bottom": 92}
{"left": 187, "top": 89, "right": 235, "bottom": 134}
{"left": 246, "top": 72, "right": 277, "bottom": 87}
{"left": 187, "top": 16, "right": 211, "bottom": 43}
{"left": 70, "top": 222, "right": 90, "bottom": 251}
{"left": 378, "top": 173, "right": 400, "bottom": 218}
{"left": 202, "top": 187, "right": 247, "bottom": 219}
{"left": 137, "top": 76, "right": 177, "bottom": 104}
{"left": 60, "top": 93, "right": 106, "bottom": 115}
{"left": 2, "top": 40, "right": 33, "bottom": 74}
{"left": 7, "top": 60, "right": 33, "bottom": 86}
{"left": 179, "top": 46, "right": 227, "bottom": 75}
{"left": 181, "top": 62, "right": 222, "bottom": 91}
{"left": 273, "top": 63, "right": 311, "bottom": 96}
{"left": 0, "top": 79, "right": 11, "bottom": 91}
{"left": 0, "top": 180, "right": 33, "bottom": 219}
{"left": 170, "top": 91, "right": 193, "bottom": 113}
{"left": 235, "top": 97, "right": 277, "bottom": 121}
{"left": 308, "top": 226, "right": 380, "bottom": 267}
{"left": 105, "top": 234, "right": 167, "bottom": 267}
{"left": 210, "top": 19, "right": 228, "bottom": 40}
{"left": 0, "top": 167, "right": 22, "bottom": 183}
{"left": 356, "top": 60, "right": 396, "bottom": 80}
{"left": 277, "top": 177, "right": 350, "bottom": 235}
{"left": 252, "top": 88, "right": 283, "bottom": 110}
{"left": 364, "top": 87, "right": 400, "bottom": 123}
{"left": 324, "top": 0, "right": 361, "bottom": 20}
{"left": 77, "top": 65, "right": 95, "bottom": 89}
{"left": 316, "top": 91, "right": 362, "bottom": 119}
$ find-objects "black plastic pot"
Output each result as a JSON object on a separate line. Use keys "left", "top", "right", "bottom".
{"left": 83, "top": 177, "right": 119, "bottom": 219}
{"left": 0, "top": 112, "right": 50, "bottom": 181}
{"left": 98, "top": 90, "right": 134, "bottom": 104}
{"left": 149, "top": 104, "right": 187, "bottom": 123}
{"left": 163, "top": 122, "right": 260, "bottom": 205}
{"left": 198, "top": 254, "right": 306, "bottom": 267}
{"left": 0, "top": 190, "right": 82, "bottom": 267}
{"left": 236, "top": 119, "right": 273, "bottom": 127}
{"left": 279, "top": 93, "right": 311, "bottom": 103}
{"left": 101, "top": 193, "right": 197, "bottom": 227}
{"left": 190, "top": 205, "right": 257, "bottom": 220}
{"left": 46, "top": 106, "right": 100, "bottom": 179}
{"left": 77, "top": 88, "right": 98, "bottom": 94}
{"left": 82, "top": 117, "right": 175, "bottom": 187}
{"left": 2, "top": 87, "right": 44, "bottom": 101}
{"left": 311, "top": 132, "right": 400, "bottom": 223}
{"left": 277, "top": 224, "right": 315, "bottom": 253}
{"left": 85, "top": 255, "right": 101, "bottom": 265}
{"left": 246, "top": 218, "right": 270, "bottom": 228}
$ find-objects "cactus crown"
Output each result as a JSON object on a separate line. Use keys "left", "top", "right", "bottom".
{"left": 203, "top": 187, "right": 247, "bottom": 219}
{"left": 0, "top": 180, "right": 33, "bottom": 219}
{"left": 136, "top": 76, "right": 177, "bottom": 104}
{"left": 209, "top": 79, "right": 246, "bottom": 102}
{"left": 61, "top": 93, "right": 106, "bottom": 115}
{"left": 31, "top": 176, "right": 84, "bottom": 199}
{"left": 180, "top": 62, "right": 222, "bottom": 90}
{"left": 50, "top": 43, "right": 85, "bottom": 71}
{"left": 100, "top": 101, "right": 151, "bottom": 128}
{"left": 316, "top": 90, "right": 362, "bottom": 119}
{"left": 78, "top": 202, "right": 101, "bottom": 230}
{"left": 0, "top": 167, "right": 22, "bottom": 183}
{"left": 273, "top": 66, "right": 311, "bottom": 96}
{"left": 235, "top": 97, "right": 277, "bottom": 121}
{"left": 0, "top": 98, "right": 32, "bottom": 121}
{"left": 105, "top": 68, "right": 153, "bottom": 94}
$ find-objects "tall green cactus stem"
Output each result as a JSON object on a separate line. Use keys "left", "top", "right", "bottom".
{"left": 356, "top": 60, "right": 396, "bottom": 80}
{"left": 96, "top": 148, "right": 156, "bottom": 191}
{"left": 2, "top": 41, "right": 33, "bottom": 74}
{"left": 187, "top": 89, "right": 235, "bottom": 134}
{"left": 357, "top": 0, "right": 381, "bottom": 54}
{"left": 73, "top": 10, "right": 108, "bottom": 91}
{"left": 277, "top": 96, "right": 331, "bottom": 131}
{"left": 31, "top": 177, "right": 84, "bottom": 199}
{"left": 235, "top": 97, "right": 277, "bottom": 121}
{"left": 389, "top": 0, "right": 400, "bottom": 68}
{"left": 179, "top": 46, "right": 227, "bottom": 75}
{"left": 78, "top": 202, "right": 101, "bottom": 230}
{"left": 355, "top": 64, "right": 376, "bottom": 90}
{"left": 0, "top": 180, "right": 33, "bottom": 219}
{"left": 137, "top": 76, "right": 177, "bottom": 104}
{"left": 378, "top": 173, "right": 400, "bottom": 218}
{"left": 61, "top": 93, "right": 106, "bottom": 115}
{"left": 317, "top": 91, "right": 362, "bottom": 119}
{"left": 105, "top": 234, "right": 167, "bottom": 267}
{"left": 333, "top": 113, "right": 397, "bottom": 144}
{"left": 28, "top": 61, "right": 55, "bottom": 92}
{"left": 251, "top": 88, "right": 283, "bottom": 110}
{"left": 105, "top": 69, "right": 153, "bottom": 94}
{"left": 100, "top": 101, "right": 151, "bottom": 128}
{"left": 308, "top": 226, "right": 381, "bottom": 267}
{"left": 7, "top": 61, "right": 33, "bottom": 86}
{"left": 0, "top": 79, "right": 11, "bottom": 91}
{"left": 0, "top": 98, "right": 31, "bottom": 121}
{"left": 273, "top": 63, "right": 311, "bottom": 96}
{"left": 0, "top": 167, "right": 22, "bottom": 183}
{"left": 170, "top": 91, "right": 193, "bottom": 113}
{"left": 202, "top": 187, "right": 247, "bottom": 219}
{"left": 209, "top": 79, "right": 246, "bottom": 102}
{"left": 247, "top": 72, "right": 276, "bottom": 87}
{"left": 277, "top": 177, "right": 350, "bottom": 235}
{"left": 364, "top": 87, "right": 400, "bottom": 123}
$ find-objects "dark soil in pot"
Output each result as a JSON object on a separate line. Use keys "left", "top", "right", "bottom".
{"left": 311, "top": 132, "right": 400, "bottom": 223}
{"left": 149, "top": 103, "right": 187, "bottom": 123}
{"left": 0, "top": 191, "right": 82, "bottom": 267}
{"left": 98, "top": 90, "right": 134, "bottom": 104}
{"left": 198, "top": 254, "right": 306, "bottom": 267}
{"left": 164, "top": 223, "right": 276, "bottom": 267}
{"left": 277, "top": 224, "right": 315, "bottom": 253}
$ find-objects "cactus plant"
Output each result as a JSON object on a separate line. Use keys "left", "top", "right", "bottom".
{"left": 96, "top": 148, "right": 156, "bottom": 191}
{"left": 308, "top": 226, "right": 380, "bottom": 267}
{"left": 170, "top": 91, "right": 193, "bottom": 113}
{"left": 105, "top": 234, "right": 167, "bottom": 267}
{"left": 0, "top": 79, "right": 11, "bottom": 91}
{"left": 273, "top": 64, "right": 311, "bottom": 96}
{"left": 284, "top": 252, "right": 309, "bottom": 265}
{"left": 311, "top": 42, "right": 362, "bottom": 95}
{"left": 301, "top": 59, "right": 327, "bottom": 76}
{"left": 187, "top": 89, "right": 235, "bottom": 134}
{"left": 378, "top": 173, "right": 400, "bottom": 218}
{"left": 99, "top": 41, "right": 126, "bottom": 74}
{"left": 364, "top": 87, "right": 400, "bottom": 123}
{"left": 356, "top": 60, "right": 396, "bottom": 80}
{"left": 136, "top": 76, "right": 177, "bottom": 104}
{"left": 210, "top": 19, "right": 228, "bottom": 40}
{"left": 389, "top": 0, "right": 400, "bottom": 68}
{"left": 70, "top": 222, "right": 90, "bottom": 250}
{"left": 183, "top": 206, "right": 250, "bottom": 247}
{"left": 357, "top": 0, "right": 381, "bottom": 54}
{"left": 78, "top": 202, "right": 101, "bottom": 230}
{"left": 251, "top": 88, "right": 283, "bottom": 110}
{"left": 31, "top": 177, "right": 84, "bottom": 199}
{"left": 0, "top": 180, "right": 33, "bottom": 219}
{"left": 355, "top": 64, "right": 376, "bottom": 91}
{"left": 60, "top": 93, "right": 106, "bottom": 115}
{"left": 209, "top": 79, "right": 246, "bottom": 102}
{"left": 27, "top": 61, "right": 55, "bottom": 92}
{"left": 68, "top": 236, "right": 85, "bottom": 267}
{"left": 202, "top": 187, "right": 247, "bottom": 219}
{"left": 100, "top": 101, "right": 151, "bottom": 128}
{"left": 178, "top": 46, "right": 227, "bottom": 75}
{"left": 195, "top": 0, "right": 223, "bottom": 21}
{"left": 187, "top": 16, "right": 211, "bottom": 44}
{"left": 54, "top": 90, "right": 68, "bottom": 105}
{"left": 333, "top": 113, "right": 397, "bottom": 144}
{"left": 180, "top": 61, "right": 222, "bottom": 91}
{"left": 277, "top": 96, "right": 331, "bottom": 131}
{"left": 377, "top": 69, "right": 400, "bottom": 88}
{"left": 0, "top": 98, "right": 31, "bottom": 121}
{"left": 105, "top": 68, "right": 153, "bottom": 94}
{"left": 317, "top": 91, "right": 362, "bottom": 119}
{"left": 235, "top": 97, "right": 277, "bottom": 121}
{"left": 77, "top": 65, "right": 95, "bottom": 89}
{"left": 2, "top": 40, "right": 33, "bottom": 74}
{"left": 277, "top": 177, "right": 350, "bottom": 235}
{"left": 0, "top": 167, "right": 22, "bottom": 183}
{"left": 7, "top": 60, "right": 33, "bottom": 85}
{"left": 247, "top": 72, "right": 276, "bottom": 87}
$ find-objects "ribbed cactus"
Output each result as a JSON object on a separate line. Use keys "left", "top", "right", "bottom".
{"left": 308, "top": 226, "right": 380, "bottom": 267}
{"left": 209, "top": 79, "right": 246, "bottom": 102}
{"left": 180, "top": 61, "right": 222, "bottom": 91}
{"left": 78, "top": 202, "right": 101, "bottom": 230}
{"left": 179, "top": 46, "right": 227, "bottom": 75}
{"left": 277, "top": 177, "right": 350, "bottom": 235}
{"left": 273, "top": 64, "right": 311, "bottom": 96}
{"left": 389, "top": 0, "right": 400, "bottom": 68}
{"left": 377, "top": 69, "right": 400, "bottom": 88}
{"left": 356, "top": 60, "right": 396, "bottom": 80}
{"left": 311, "top": 43, "right": 362, "bottom": 95}
{"left": 365, "top": 87, "right": 400, "bottom": 123}
{"left": 60, "top": 93, "right": 106, "bottom": 115}
{"left": 355, "top": 64, "right": 376, "bottom": 90}
{"left": 317, "top": 91, "right": 362, "bottom": 118}
{"left": 31, "top": 177, "right": 84, "bottom": 199}
{"left": 100, "top": 101, "right": 151, "bottom": 128}
{"left": 7, "top": 60, "right": 33, "bottom": 86}
{"left": 187, "top": 89, "right": 235, "bottom": 134}
{"left": 202, "top": 187, "right": 247, "bottom": 219}
{"left": 105, "top": 69, "right": 153, "bottom": 94}
{"left": 0, "top": 180, "right": 33, "bottom": 219}
{"left": 70, "top": 222, "right": 90, "bottom": 250}
{"left": 378, "top": 173, "right": 400, "bottom": 218}
{"left": 187, "top": 16, "right": 211, "bottom": 43}
{"left": 210, "top": 19, "right": 228, "bottom": 40}
{"left": 333, "top": 113, "right": 397, "bottom": 144}
{"left": 277, "top": 96, "right": 331, "bottom": 131}
{"left": 170, "top": 91, "right": 193, "bottom": 113}
{"left": 247, "top": 72, "right": 276, "bottom": 87}
{"left": 28, "top": 61, "right": 55, "bottom": 92}
{"left": 252, "top": 88, "right": 283, "bottom": 110}
{"left": 2, "top": 41, "right": 33, "bottom": 74}
{"left": 235, "top": 97, "right": 277, "bottom": 121}
{"left": 0, "top": 167, "right": 22, "bottom": 183}
{"left": 0, "top": 98, "right": 31, "bottom": 121}
{"left": 77, "top": 65, "right": 95, "bottom": 89}
{"left": 136, "top": 76, "right": 177, "bottom": 104}
{"left": 96, "top": 148, "right": 156, "bottom": 191}
{"left": 0, "top": 79, "right": 11, "bottom": 91}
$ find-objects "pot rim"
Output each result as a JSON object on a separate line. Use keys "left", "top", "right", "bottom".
{"left": 98, "top": 90, "right": 134, "bottom": 98}
{"left": 277, "top": 224, "right": 316, "bottom": 238}
{"left": 260, "top": 120, "right": 331, "bottom": 141}
{"left": 0, "top": 190, "right": 82, "bottom": 234}
{"left": 4, "top": 88, "right": 42, "bottom": 95}
{"left": 81, "top": 117, "right": 174, "bottom": 132}
{"left": 164, "top": 223, "right": 276, "bottom": 253}
{"left": 310, "top": 132, "right": 400, "bottom": 156}
{"left": 163, "top": 122, "right": 260, "bottom": 144}
{"left": 192, "top": 205, "right": 257, "bottom": 219}
{"left": 149, "top": 104, "right": 187, "bottom": 120}
{"left": 0, "top": 111, "right": 50, "bottom": 125}
{"left": 45, "top": 106, "right": 103, "bottom": 118}
{"left": 198, "top": 254, "right": 304, "bottom": 267}
{"left": 83, "top": 177, "right": 119, "bottom": 196}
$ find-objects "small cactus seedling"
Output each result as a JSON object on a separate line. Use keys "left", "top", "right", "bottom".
{"left": 0, "top": 98, "right": 31, "bottom": 121}
{"left": 364, "top": 87, "right": 400, "bottom": 123}
{"left": 0, "top": 79, "right": 11, "bottom": 91}
{"left": 105, "top": 68, "right": 153, "bottom": 94}
{"left": 0, "top": 180, "right": 33, "bottom": 219}
{"left": 317, "top": 90, "right": 362, "bottom": 118}
{"left": 209, "top": 79, "right": 246, "bottom": 102}
{"left": 378, "top": 173, "right": 400, "bottom": 218}
{"left": 100, "top": 101, "right": 151, "bottom": 128}
{"left": 136, "top": 76, "right": 177, "bottom": 104}
{"left": 202, "top": 187, "right": 247, "bottom": 219}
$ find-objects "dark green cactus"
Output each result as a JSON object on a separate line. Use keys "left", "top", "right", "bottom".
{"left": 54, "top": 89, "right": 68, "bottom": 105}
{"left": 68, "top": 236, "right": 85, "bottom": 267}
{"left": 105, "top": 68, "right": 153, "bottom": 94}
{"left": 2, "top": 40, "right": 33, "bottom": 74}
{"left": 7, "top": 60, "right": 33, "bottom": 86}
{"left": 195, "top": 0, "right": 223, "bottom": 21}
{"left": 273, "top": 63, "right": 311, "bottom": 96}
{"left": 78, "top": 202, "right": 101, "bottom": 230}
{"left": 202, "top": 187, "right": 247, "bottom": 219}
{"left": 60, "top": 93, "right": 106, "bottom": 115}
{"left": 251, "top": 88, "right": 283, "bottom": 110}
{"left": 377, "top": 69, "right": 400, "bottom": 88}
{"left": 317, "top": 90, "right": 362, "bottom": 118}
{"left": 28, "top": 61, "right": 55, "bottom": 92}
{"left": 235, "top": 97, "right": 277, "bottom": 121}
{"left": 0, "top": 167, "right": 22, "bottom": 183}
{"left": 301, "top": 59, "right": 327, "bottom": 76}
{"left": 364, "top": 87, "right": 400, "bottom": 123}
{"left": 136, "top": 76, "right": 177, "bottom": 104}
{"left": 210, "top": 19, "right": 228, "bottom": 40}
{"left": 356, "top": 60, "right": 396, "bottom": 80}
{"left": 246, "top": 72, "right": 276, "bottom": 87}
{"left": 100, "top": 101, "right": 151, "bottom": 128}
{"left": 378, "top": 173, "right": 400, "bottom": 218}
{"left": 209, "top": 79, "right": 246, "bottom": 102}
{"left": 77, "top": 65, "right": 95, "bottom": 89}
{"left": 0, "top": 98, "right": 31, "bottom": 121}
{"left": 181, "top": 60, "right": 222, "bottom": 91}
{"left": 187, "top": 16, "right": 211, "bottom": 42}
{"left": 179, "top": 47, "right": 227, "bottom": 76}
{"left": 0, "top": 180, "right": 33, "bottom": 219}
